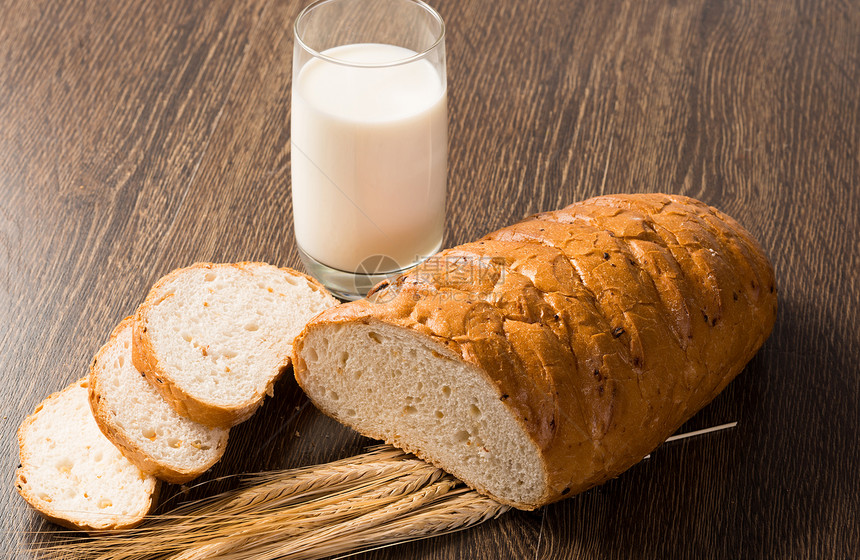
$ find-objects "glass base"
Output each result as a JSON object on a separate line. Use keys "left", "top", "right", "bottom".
{"left": 297, "top": 243, "right": 442, "bottom": 301}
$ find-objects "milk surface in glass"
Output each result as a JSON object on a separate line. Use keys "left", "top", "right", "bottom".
{"left": 291, "top": 43, "right": 447, "bottom": 273}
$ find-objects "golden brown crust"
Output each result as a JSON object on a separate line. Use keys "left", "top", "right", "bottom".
{"left": 132, "top": 262, "right": 334, "bottom": 428}
{"left": 483, "top": 194, "right": 777, "bottom": 498}
{"left": 294, "top": 193, "right": 777, "bottom": 508}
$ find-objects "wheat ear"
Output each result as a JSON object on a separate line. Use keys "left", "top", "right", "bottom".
{"left": 28, "top": 445, "right": 509, "bottom": 560}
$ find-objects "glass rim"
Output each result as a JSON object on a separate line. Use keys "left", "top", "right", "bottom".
{"left": 293, "top": 0, "right": 446, "bottom": 69}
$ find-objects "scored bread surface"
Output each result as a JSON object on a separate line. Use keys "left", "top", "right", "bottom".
{"left": 133, "top": 262, "right": 338, "bottom": 427}
{"left": 89, "top": 318, "right": 229, "bottom": 483}
{"left": 293, "top": 193, "right": 778, "bottom": 509}
{"left": 15, "top": 378, "right": 159, "bottom": 531}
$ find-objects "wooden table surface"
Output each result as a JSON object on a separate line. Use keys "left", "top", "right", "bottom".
{"left": 1, "top": 0, "right": 857, "bottom": 557}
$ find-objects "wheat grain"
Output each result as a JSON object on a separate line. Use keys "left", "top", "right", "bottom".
{"left": 28, "top": 445, "right": 508, "bottom": 560}
{"left": 293, "top": 492, "right": 511, "bottom": 560}
{"left": 178, "top": 478, "right": 462, "bottom": 560}
{"left": 173, "top": 458, "right": 431, "bottom": 521}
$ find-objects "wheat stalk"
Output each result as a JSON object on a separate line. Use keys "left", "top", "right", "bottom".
{"left": 28, "top": 445, "right": 509, "bottom": 560}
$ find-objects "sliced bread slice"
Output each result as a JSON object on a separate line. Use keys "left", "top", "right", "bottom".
{"left": 15, "top": 378, "right": 159, "bottom": 531}
{"left": 89, "top": 317, "right": 229, "bottom": 484}
{"left": 133, "top": 262, "right": 339, "bottom": 427}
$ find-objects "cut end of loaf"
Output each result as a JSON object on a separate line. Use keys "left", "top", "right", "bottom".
{"left": 294, "top": 321, "right": 548, "bottom": 509}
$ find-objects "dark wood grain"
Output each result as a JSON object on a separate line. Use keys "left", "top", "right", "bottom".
{"left": 1, "top": 0, "right": 857, "bottom": 557}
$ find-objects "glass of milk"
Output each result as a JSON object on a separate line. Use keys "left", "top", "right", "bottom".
{"left": 291, "top": 0, "right": 447, "bottom": 301}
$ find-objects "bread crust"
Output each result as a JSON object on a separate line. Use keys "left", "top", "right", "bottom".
{"left": 89, "top": 317, "right": 229, "bottom": 484}
{"left": 132, "top": 262, "right": 337, "bottom": 428}
{"left": 15, "top": 378, "right": 159, "bottom": 532}
{"left": 293, "top": 193, "right": 778, "bottom": 508}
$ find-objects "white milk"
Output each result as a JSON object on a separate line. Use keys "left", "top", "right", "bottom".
{"left": 291, "top": 43, "right": 447, "bottom": 273}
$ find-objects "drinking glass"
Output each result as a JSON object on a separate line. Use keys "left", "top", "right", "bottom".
{"left": 292, "top": 0, "right": 447, "bottom": 300}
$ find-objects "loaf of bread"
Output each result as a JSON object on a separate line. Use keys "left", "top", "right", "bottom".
{"left": 293, "top": 193, "right": 778, "bottom": 509}
{"left": 133, "top": 262, "right": 339, "bottom": 427}
{"left": 15, "top": 378, "right": 159, "bottom": 531}
{"left": 89, "top": 318, "right": 229, "bottom": 483}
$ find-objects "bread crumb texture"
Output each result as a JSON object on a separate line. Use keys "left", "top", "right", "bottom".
{"left": 301, "top": 323, "right": 546, "bottom": 506}
{"left": 16, "top": 378, "right": 157, "bottom": 531}
{"left": 91, "top": 318, "right": 228, "bottom": 483}
{"left": 137, "top": 262, "right": 337, "bottom": 425}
